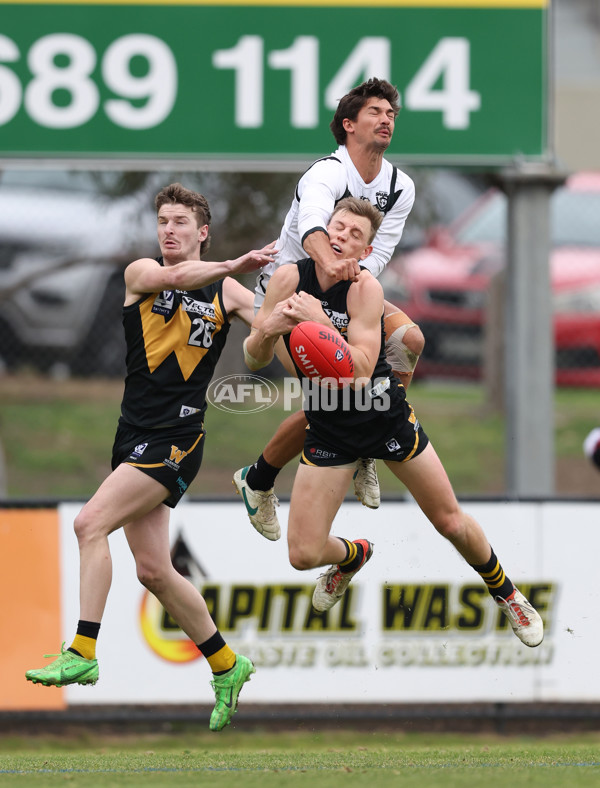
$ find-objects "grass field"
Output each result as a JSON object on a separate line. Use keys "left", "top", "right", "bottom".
{"left": 1, "top": 730, "right": 600, "bottom": 787}
{"left": 1, "top": 375, "right": 599, "bottom": 500}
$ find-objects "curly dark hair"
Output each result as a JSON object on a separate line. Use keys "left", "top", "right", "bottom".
{"left": 155, "top": 183, "right": 212, "bottom": 255}
{"left": 329, "top": 78, "right": 400, "bottom": 145}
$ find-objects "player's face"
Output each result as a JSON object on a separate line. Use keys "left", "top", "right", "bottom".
{"left": 157, "top": 203, "right": 208, "bottom": 263}
{"left": 327, "top": 210, "right": 373, "bottom": 261}
{"left": 344, "top": 97, "right": 395, "bottom": 151}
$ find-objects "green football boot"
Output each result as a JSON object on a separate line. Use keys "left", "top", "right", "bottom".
{"left": 209, "top": 654, "right": 255, "bottom": 731}
{"left": 25, "top": 643, "right": 99, "bottom": 688}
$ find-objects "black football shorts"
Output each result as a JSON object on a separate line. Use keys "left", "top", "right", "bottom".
{"left": 300, "top": 397, "right": 429, "bottom": 468}
{"left": 111, "top": 420, "right": 206, "bottom": 508}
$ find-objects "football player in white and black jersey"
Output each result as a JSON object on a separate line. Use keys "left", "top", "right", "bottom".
{"left": 25, "top": 184, "right": 276, "bottom": 731}
{"left": 235, "top": 78, "right": 424, "bottom": 541}
{"left": 243, "top": 196, "right": 544, "bottom": 650}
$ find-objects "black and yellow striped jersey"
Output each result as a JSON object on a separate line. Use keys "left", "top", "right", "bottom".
{"left": 119, "top": 260, "right": 230, "bottom": 428}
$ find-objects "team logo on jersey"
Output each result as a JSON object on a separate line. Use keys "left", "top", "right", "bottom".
{"left": 152, "top": 290, "right": 175, "bottom": 315}
{"left": 375, "top": 192, "right": 388, "bottom": 211}
{"left": 182, "top": 297, "right": 216, "bottom": 318}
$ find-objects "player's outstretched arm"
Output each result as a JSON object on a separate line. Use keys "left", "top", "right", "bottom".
{"left": 244, "top": 265, "right": 300, "bottom": 370}
{"left": 124, "top": 242, "right": 277, "bottom": 301}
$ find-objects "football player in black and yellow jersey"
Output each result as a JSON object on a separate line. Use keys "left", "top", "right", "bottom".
{"left": 235, "top": 78, "right": 425, "bottom": 540}
{"left": 25, "top": 183, "right": 276, "bottom": 731}
{"left": 243, "top": 196, "right": 544, "bottom": 650}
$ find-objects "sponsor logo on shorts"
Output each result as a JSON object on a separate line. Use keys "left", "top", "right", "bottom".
{"left": 310, "top": 448, "right": 338, "bottom": 459}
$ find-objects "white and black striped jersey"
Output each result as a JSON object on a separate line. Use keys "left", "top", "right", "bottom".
{"left": 255, "top": 144, "right": 415, "bottom": 304}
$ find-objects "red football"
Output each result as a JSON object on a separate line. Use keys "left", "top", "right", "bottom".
{"left": 289, "top": 321, "right": 354, "bottom": 388}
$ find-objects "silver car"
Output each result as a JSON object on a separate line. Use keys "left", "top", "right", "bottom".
{"left": 0, "top": 171, "right": 157, "bottom": 376}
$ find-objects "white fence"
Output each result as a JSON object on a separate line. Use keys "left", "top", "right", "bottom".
{"left": 57, "top": 499, "right": 597, "bottom": 706}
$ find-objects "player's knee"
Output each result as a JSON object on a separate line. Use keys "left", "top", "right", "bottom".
{"left": 432, "top": 511, "right": 463, "bottom": 543}
{"left": 73, "top": 507, "right": 101, "bottom": 545}
{"left": 288, "top": 543, "right": 319, "bottom": 571}
{"left": 135, "top": 559, "right": 166, "bottom": 593}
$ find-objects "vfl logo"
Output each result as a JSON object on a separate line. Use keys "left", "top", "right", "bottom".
{"left": 386, "top": 438, "right": 402, "bottom": 453}
{"left": 334, "top": 349, "right": 344, "bottom": 362}
{"left": 130, "top": 442, "right": 148, "bottom": 460}
{"left": 152, "top": 290, "right": 175, "bottom": 316}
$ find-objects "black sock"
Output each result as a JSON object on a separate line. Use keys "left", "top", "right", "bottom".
{"left": 470, "top": 548, "right": 514, "bottom": 600}
{"left": 338, "top": 538, "right": 365, "bottom": 573}
{"left": 246, "top": 454, "right": 281, "bottom": 491}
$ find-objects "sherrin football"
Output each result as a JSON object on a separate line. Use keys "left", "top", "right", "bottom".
{"left": 289, "top": 321, "right": 354, "bottom": 388}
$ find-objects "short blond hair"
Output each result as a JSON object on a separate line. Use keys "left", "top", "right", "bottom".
{"left": 332, "top": 196, "right": 383, "bottom": 243}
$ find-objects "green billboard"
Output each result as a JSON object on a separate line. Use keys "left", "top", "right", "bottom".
{"left": 0, "top": 0, "right": 549, "bottom": 166}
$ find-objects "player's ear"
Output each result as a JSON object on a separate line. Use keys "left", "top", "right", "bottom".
{"left": 198, "top": 224, "right": 209, "bottom": 242}
{"left": 359, "top": 245, "right": 373, "bottom": 261}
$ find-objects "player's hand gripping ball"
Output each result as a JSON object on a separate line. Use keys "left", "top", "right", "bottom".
{"left": 289, "top": 321, "right": 354, "bottom": 388}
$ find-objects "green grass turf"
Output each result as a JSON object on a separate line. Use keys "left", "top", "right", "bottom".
{"left": 0, "top": 731, "right": 599, "bottom": 787}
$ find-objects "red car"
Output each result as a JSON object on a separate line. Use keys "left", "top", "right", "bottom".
{"left": 383, "top": 172, "right": 600, "bottom": 387}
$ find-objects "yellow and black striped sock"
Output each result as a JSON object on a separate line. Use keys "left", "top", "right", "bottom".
{"left": 338, "top": 538, "right": 364, "bottom": 573}
{"left": 471, "top": 548, "right": 514, "bottom": 600}
{"left": 198, "top": 631, "right": 236, "bottom": 675}
{"left": 68, "top": 620, "right": 100, "bottom": 660}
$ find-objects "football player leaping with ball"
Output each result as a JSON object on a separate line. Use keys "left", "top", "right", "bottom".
{"left": 241, "top": 196, "right": 544, "bottom": 649}
{"left": 234, "top": 77, "right": 425, "bottom": 540}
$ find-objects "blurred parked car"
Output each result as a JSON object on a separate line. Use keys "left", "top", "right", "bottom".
{"left": 382, "top": 171, "right": 600, "bottom": 387}
{"left": 0, "top": 171, "right": 157, "bottom": 376}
